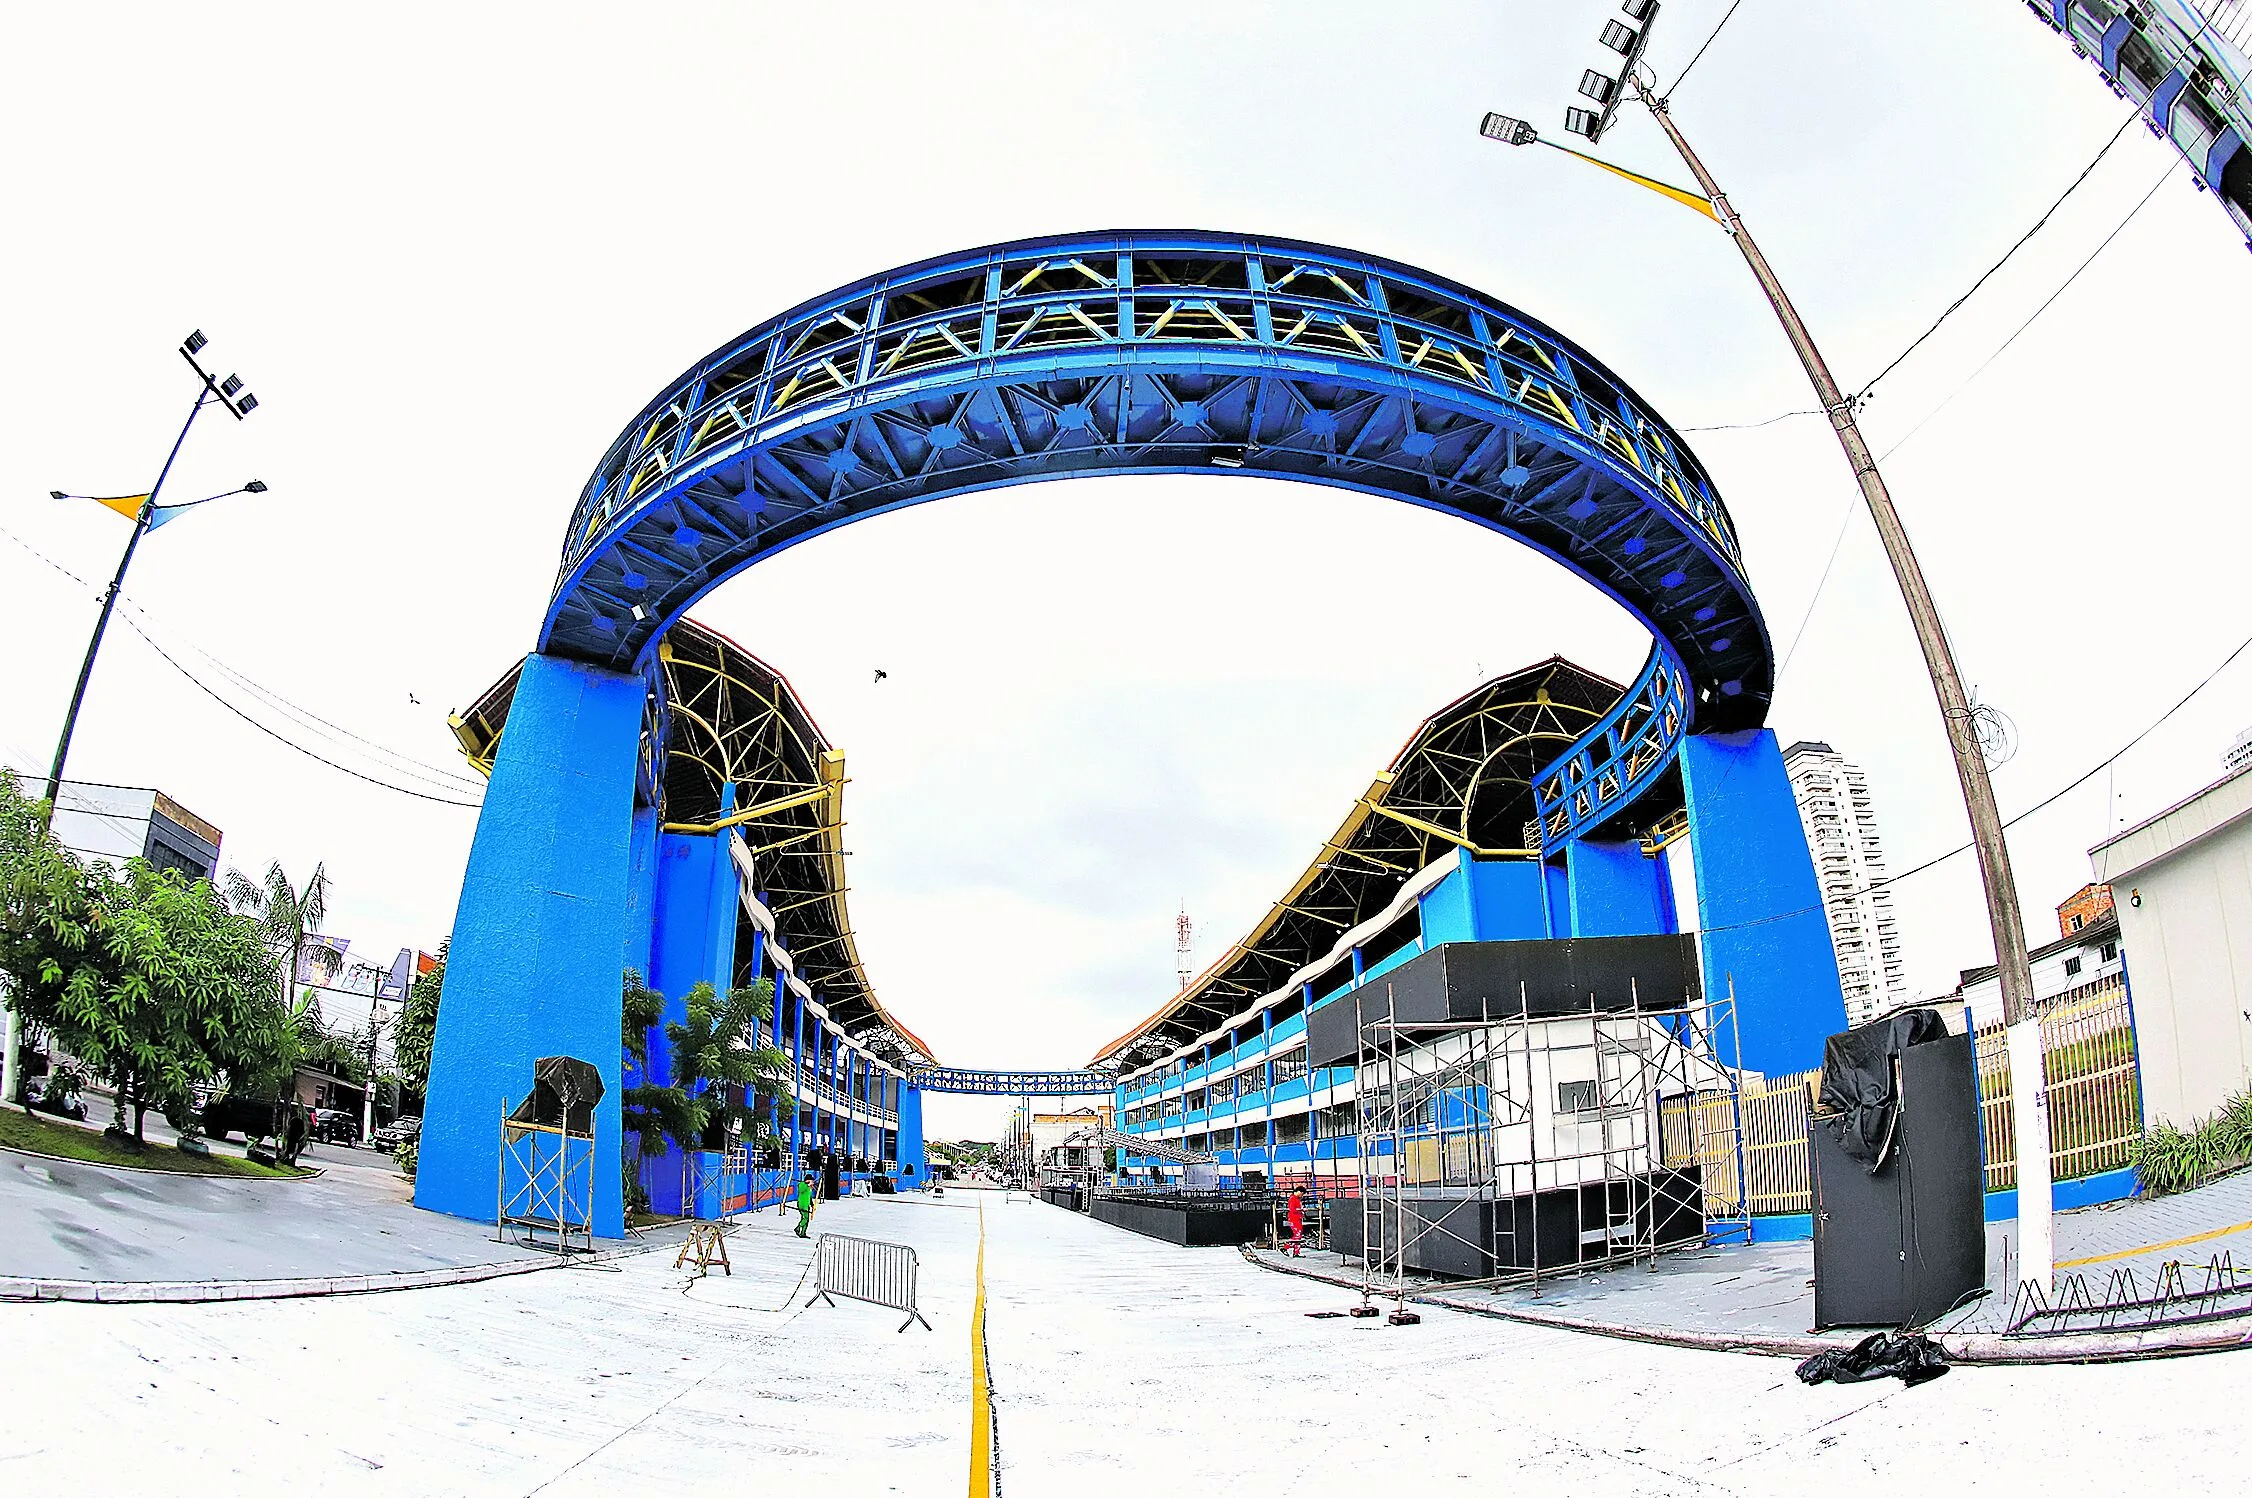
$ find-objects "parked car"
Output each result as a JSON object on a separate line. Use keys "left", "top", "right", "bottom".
{"left": 311, "top": 1108, "right": 360, "bottom": 1146}
{"left": 372, "top": 1115, "right": 422, "bottom": 1153}
{"left": 201, "top": 1094, "right": 286, "bottom": 1143}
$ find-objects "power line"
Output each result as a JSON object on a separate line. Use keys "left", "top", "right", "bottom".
{"left": 1853, "top": 103, "right": 2145, "bottom": 402}
{"left": 1699, "top": 624, "right": 2252, "bottom": 940}
{"left": 1683, "top": 104, "right": 2157, "bottom": 434}
{"left": 1680, "top": 407, "right": 1819, "bottom": 433}
{"left": 120, "top": 603, "right": 485, "bottom": 794}
{"left": 1669, "top": 0, "right": 1748, "bottom": 97}
{"left": 0, "top": 515, "right": 484, "bottom": 805}
{"left": 1877, "top": 158, "right": 2176, "bottom": 463}
{"left": 110, "top": 611, "right": 483, "bottom": 808}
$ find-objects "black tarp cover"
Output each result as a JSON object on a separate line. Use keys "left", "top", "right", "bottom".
{"left": 1816, "top": 1008, "right": 1949, "bottom": 1172}
{"left": 510, "top": 1055, "right": 605, "bottom": 1134}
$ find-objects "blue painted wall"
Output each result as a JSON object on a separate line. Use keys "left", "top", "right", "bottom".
{"left": 1565, "top": 839, "right": 1677, "bottom": 937}
{"left": 417, "top": 653, "right": 640, "bottom": 1238}
{"left": 1417, "top": 849, "right": 1479, "bottom": 946}
{"left": 1679, "top": 729, "right": 1846, "bottom": 1075}
{"left": 1468, "top": 858, "right": 1548, "bottom": 941}
{"left": 640, "top": 826, "right": 742, "bottom": 1215}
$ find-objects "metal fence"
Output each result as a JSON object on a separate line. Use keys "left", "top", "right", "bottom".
{"left": 806, "top": 1233, "right": 932, "bottom": 1332}
{"left": 1709, "top": 980, "right": 2142, "bottom": 1216}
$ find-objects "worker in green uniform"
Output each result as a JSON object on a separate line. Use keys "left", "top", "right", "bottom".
{"left": 794, "top": 1172, "right": 817, "bottom": 1238}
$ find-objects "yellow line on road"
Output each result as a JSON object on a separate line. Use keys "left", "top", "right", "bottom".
{"left": 970, "top": 1199, "right": 992, "bottom": 1497}
{"left": 2057, "top": 1216, "right": 2252, "bottom": 1270}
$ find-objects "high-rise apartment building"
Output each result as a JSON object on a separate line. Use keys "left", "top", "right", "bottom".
{"left": 1782, "top": 741, "right": 1909, "bottom": 1027}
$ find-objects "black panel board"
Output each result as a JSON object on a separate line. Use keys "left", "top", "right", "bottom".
{"left": 1812, "top": 1031, "right": 1984, "bottom": 1329}
{"left": 1306, "top": 936, "right": 1701, "bottom": 1067}
{"left": 1089, "top": 1196, "right": 1271, "bottom": 1246}
{"left": 1813, "top": 1115, "right": 1906, "bottom": 1328}
{"left": 1898, "top": 1034, "right": 1985, "bottom": 1326}
{"left": 1333, "top": 1172, "right": 1703, "bottom": 1278}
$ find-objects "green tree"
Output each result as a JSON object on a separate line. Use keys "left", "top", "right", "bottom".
{"left": 392, "top": 940, "right": 445, "bottom": 1099}
{"left": 0, "top": 771, "right": 288, "bottom": 1142}
{"left": 618, "top": 971, "right": 791, "bottom": 1211}
{"left": 669, "top": 977, "right": 792, "bottom": 1151}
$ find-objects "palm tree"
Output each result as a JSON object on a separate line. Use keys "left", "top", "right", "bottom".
{"left": 222, "top": 860, "right": 332, "bottom": 1151}
{"left": 224, "top": 860, "right": 333, "bottom": 1012}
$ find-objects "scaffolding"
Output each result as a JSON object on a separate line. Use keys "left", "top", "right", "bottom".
{"left": 1348, "top": 977, "right": 1746, "bottom": 1308}
{"left": 497, "top": 1093, "right": 598, "bottom": 1255}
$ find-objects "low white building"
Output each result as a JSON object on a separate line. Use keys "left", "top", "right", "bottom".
{"left": 48, "top": 781, "right": 222, "bottom": 882}
{"left": 2093, "top": 765, "right": 2252, "bottom": 1128}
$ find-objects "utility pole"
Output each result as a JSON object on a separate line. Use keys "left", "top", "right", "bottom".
{"left": 1479, "top": 2, "right": 2052, "bottom": 1287}
{"left": 1631, "top": 82, "right": 2050, "bottom": 1289}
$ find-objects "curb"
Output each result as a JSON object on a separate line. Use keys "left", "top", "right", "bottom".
{"left": 1, "top": 1238, "right": 670, "bottom": 1306}
{"left": 2, "top": 1141, "right": 321, "bottom": 1182}
{"left": 1236, "top": 1246, "right": 2252, "bottom": 1366}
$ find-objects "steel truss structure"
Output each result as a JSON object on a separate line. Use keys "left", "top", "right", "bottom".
{"left": 911, "top": 1067, "right": 1117, "bottom": 1096}
{"left": 454, "top": 618, "right": 934, "bottom": 1068}
{"left": 540, "top": 231, "right": 1773, "bottom": 928}
{"left": 1095, "top": 658, "right": 1629, "bottom": 1067}
{"left": 1350, "top": 982, "right": 1746, "bottom": 1298}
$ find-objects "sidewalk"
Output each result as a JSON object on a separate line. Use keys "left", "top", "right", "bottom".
{"left": 1, "top": 1145, "right": 657, "bottom": 1301}
{"left": 1245, "top": 1170, "right": 2252, "bottom": 1364}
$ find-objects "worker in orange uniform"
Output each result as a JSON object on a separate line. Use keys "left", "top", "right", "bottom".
{"left": 1286, "top": 1188, "right": 1305, "bottom": 1257}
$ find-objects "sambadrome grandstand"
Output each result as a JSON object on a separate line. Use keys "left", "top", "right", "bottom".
{"left": 416, "top": 230, "right": 1849, "bottom": 1238}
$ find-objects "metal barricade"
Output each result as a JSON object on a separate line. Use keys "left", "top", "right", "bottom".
{"left": 806, "top": 1232, "right": 933, "bottom": 1332}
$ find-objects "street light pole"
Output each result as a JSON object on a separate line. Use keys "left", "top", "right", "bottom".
{"left": 41, "top": 331, "right": 261, "bottom": 822}
{"left": 1630, "top": 83, "right": 2051, "bottom": 1288}
{"left": 1477, "top": 0, "right": 2054, "bottom": 1289}
{"left": 42, "top": 399, "right": 203, "bottom": 816}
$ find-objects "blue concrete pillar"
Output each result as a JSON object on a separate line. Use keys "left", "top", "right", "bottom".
{"left": 788, "top": 988, "right": 804, "bottom": 1176}
{"left": 1679, "top": 729, "right": 1848, "bottom": 1074}
{"left": 623, "top": 807, "right": 660, "bottom": 981}
{"left": 1565, "top": 839, "right": 1677, "bottom": 937}
{"left": 641, "top": 807, "right": 741, "bottom": 1217}
{"left": 896, "top": 1082, "right": 926, "bottom": 1184}
{"left": 417, "top": 653, "right": 641, "bottom": 1238}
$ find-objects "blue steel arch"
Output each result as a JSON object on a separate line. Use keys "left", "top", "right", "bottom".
{"left": 539, "top": 231, "right": 1773, "bottom": 841}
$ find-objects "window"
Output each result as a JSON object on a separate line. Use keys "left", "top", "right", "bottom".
{"left": 1271, "top": 1047, "right": 1309, "bottom": 1085}
{"left": 2069, "top": 913, "right": 2085, "bottom": 932}
{"left": 2064, "top": 956, "right": 2084, "bottom": 978}
{"left": 2116, "top": 31, "right": 2167, "bottom": 101}
{"left": 1556, "top": 1080, "right": 1600, "bottom": 1114}
{"left": 2173, "top": 90, "right": 2222, "bottom": 167}
{"left": 2101, "top": 941, "right": 2118, "bottom": 964}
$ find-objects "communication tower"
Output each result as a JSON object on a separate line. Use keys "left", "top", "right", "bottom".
{"left": 1175, "top": 906, "right": 1194, "bottom": 992}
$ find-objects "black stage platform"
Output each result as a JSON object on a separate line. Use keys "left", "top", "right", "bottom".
{"left": 1062, "top": 1190, "right": 1275, "bottom": 1246}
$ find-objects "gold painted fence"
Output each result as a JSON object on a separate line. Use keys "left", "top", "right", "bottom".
{"left": 1661, "top": 978, "right": 2142, "bottom": 1217}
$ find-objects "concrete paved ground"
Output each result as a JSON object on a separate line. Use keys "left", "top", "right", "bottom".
{"left": 4, "top": 1186, "right": 2251, "bottom": 1494}
{"left": 1262, "top": 1171, "right": 2252, "bottom": 1347}
{"left": 1, "top": 1146, "right": 546, "bottom": 1283}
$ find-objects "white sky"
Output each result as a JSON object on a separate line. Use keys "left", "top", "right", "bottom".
{"left": 5, "top": 2, "right": 2248, "bottom": 1139}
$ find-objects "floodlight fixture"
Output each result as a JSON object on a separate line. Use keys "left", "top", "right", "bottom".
{"left": 1578, "top": 69, "right": 1617, "bottom": 103}
{"left": 182, "top": 329, "right": 208, "bottom": 356}
{"left": 219, "top": 373, "right": 243, "bottom": 397}
{"left": 1621, "top": 0, "right": 1658, "bottom": 20}
{"left": 233, "top": 392, "right": 258, "bottom": 415}
{"left": 244, "top": 479, "right": 268, "bottom": 493}
{"left": 1599, "top": 19, "right": 1639, "bottom": 54}
{"left": 1564, "top": 107, "right": 1604, "bottom": 140}
{"left": 49, "top": 490, "right": 66, "bottom": 500}
{"left": 1479, "top": 111, "right": 1539, "bottom": 145}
